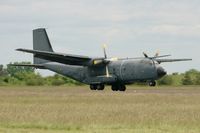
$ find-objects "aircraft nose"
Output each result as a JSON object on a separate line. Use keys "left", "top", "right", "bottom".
{"left": 157, "top": 66, "right": 167, "bottom": 78}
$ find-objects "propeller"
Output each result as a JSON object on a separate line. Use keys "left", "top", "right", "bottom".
{"left": 143, "top": 51, "right": 172, "bottom": 66}
{"left": 143, "top": 51, "right": 171, "bottom": 59}
{"left": 92, "top": 44, "right": 119, "bottom": 77}
{"left": 102, "top": 44, "right": 111, "bottom": 77}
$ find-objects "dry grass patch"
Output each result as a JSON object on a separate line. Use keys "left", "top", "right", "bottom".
{"left": 0, "top": 86, "right": 199, "bottom": 133}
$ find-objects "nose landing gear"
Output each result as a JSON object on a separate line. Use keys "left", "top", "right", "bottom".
{"left": 148, "top": 81, "right": 156, "bottom": 87}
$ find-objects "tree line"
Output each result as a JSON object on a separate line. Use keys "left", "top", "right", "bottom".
{"left": 0, "top": 62, "right": 82, "bottom": 86}
{"left": 0, "top": 62, "right": 199, "bottom": 86}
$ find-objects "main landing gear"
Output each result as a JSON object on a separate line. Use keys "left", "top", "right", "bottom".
{"left": 111, "top": 84, "right": 126, "bottom": 91}
{"left": 90, "top": 84, "right": 126, "bottom": 91}
{"left": 90, "top": 84, "right": 105, "bottom": 90}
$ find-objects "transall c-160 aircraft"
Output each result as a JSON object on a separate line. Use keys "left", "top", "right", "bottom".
{"left": 13, "top": 28, "right": 192, "bottom": 91}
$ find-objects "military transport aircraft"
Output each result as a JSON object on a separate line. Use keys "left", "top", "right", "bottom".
{"left": 13, "top": 28, "right": 192, "bottom": 91}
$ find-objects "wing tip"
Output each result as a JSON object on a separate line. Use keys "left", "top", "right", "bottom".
{"left": 16, "top": 48, "right": 23, "bottom": 51}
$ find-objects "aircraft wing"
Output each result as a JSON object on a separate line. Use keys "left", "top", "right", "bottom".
{"left": 16, "top": 48, "right": 92, "bottom": 66}
{"left": 155, "top": 58, "right": 192, "bottom": 64}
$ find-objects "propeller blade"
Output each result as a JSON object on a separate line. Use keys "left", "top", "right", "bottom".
{"left": 106, "top": 65, "right": 110, "bottom": 77}
{"left": 143, "top": 52, "right": 149, "bottom": 58}
{"left": 102, "top": 44, "right": 107, "bottom": 59}
{"left": 154, "top": 50, "right": 160, "bottom": 57}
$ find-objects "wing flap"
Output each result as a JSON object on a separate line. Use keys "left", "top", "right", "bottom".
{"left": 16, "top": 48, "right": 92, "bottom": 66}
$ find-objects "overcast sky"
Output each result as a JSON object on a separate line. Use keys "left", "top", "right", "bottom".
{"left": 0, "top": 0, "right": 199, "bottom": 75}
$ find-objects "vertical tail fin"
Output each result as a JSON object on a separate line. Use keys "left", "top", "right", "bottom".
{"left": 33, "top": 28, "right": 53, "bottom": 64}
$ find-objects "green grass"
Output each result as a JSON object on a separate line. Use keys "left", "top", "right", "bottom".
{"left": 0, "top": 86, "right": 200, "bottom": 133}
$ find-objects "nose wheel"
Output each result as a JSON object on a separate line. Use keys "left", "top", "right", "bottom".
{"left": 148, "top": 81, "right": 156, "bottom": 87}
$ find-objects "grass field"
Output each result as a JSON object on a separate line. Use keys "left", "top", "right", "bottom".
{"left": 0, "top": 86, "right": 200, "bottom": 133}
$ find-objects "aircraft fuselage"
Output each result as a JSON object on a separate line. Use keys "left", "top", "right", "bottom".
{"left": 43, "top": 58, "right": 166, "bottom": 85}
